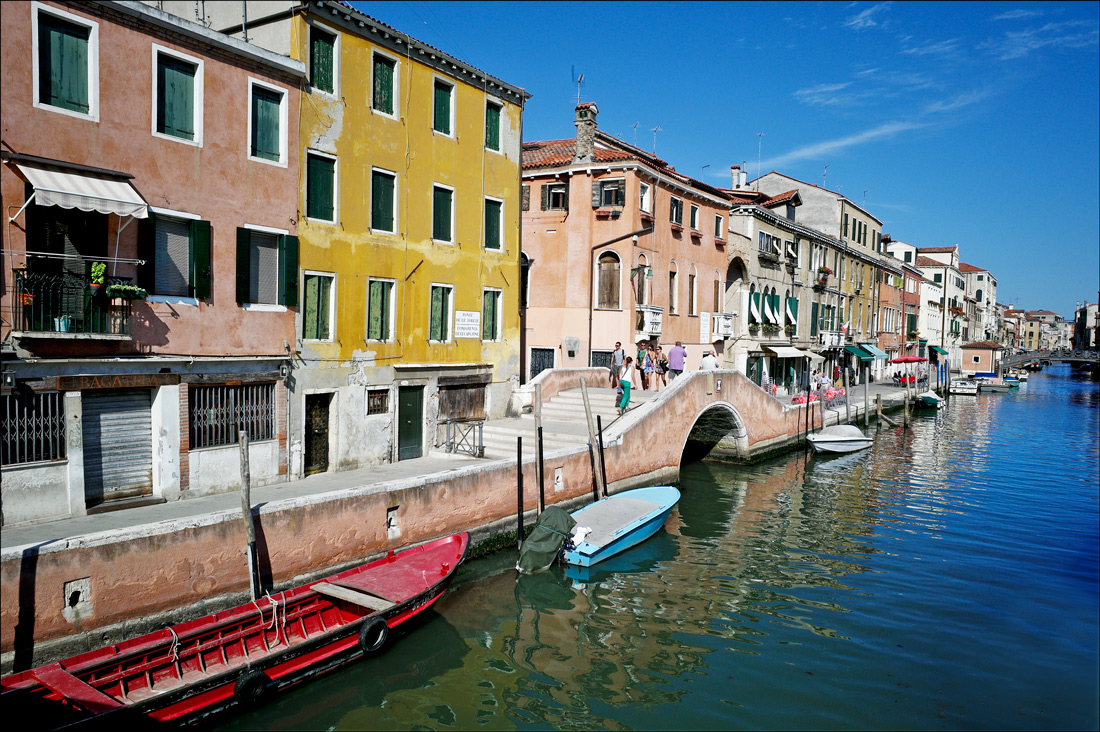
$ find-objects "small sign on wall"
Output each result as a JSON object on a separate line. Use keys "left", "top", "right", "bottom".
{"left": 699, "top": 312, "right": 711, "bottom": 342}
{"left": 454, "top": 310, "right": 481, "bottom": 339}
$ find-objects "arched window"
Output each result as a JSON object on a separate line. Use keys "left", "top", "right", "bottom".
{"left": 748, "top": 282, "right": 758, "bottom": 324}
{"left": 636, "top": 254, "right": 648, "bottom": 305}
{"left": 976, "top": 288, "right": 983, "bottom": 303}
{"left": 688, "top": 265, "right": 698, "bottom": 315}
{"left": 668, "top": 260, "right": 679, "bottom": 315}
{"left": 713, "top": 270, "right": 721, "bottom": 313}
{"left": 596, "top": 251, "right": 620, "bottom": 310}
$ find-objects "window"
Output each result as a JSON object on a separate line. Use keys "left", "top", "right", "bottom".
{"left": 33, "top": 4, "right": 97, "bottom": 118}
{"left": 670, "top": 197, "right": 683, "bottom": 226}
{"left": 482, "top": 289, "right": 501, "bottom": 340}
{"left": 153, "top": 47, "right": 200, "bottom": 143}
{"left": 432, "top": 185, "right": 453, "bottom": 242}
{"left": 189, "top": 383, "right": 275, "bottom": 449}
{"left": 713, "top": 275, "right": 720, "bottom": 313}
{"left": 636, "top": 255, "right": 648, "bottom": 305}
{"left": 367, "top": 278, "right": 395, "bottom": 341}
{"left": 977, "top": 274, "right": 984, "bottom": 281}
{"left": 640, "top": 183, "right": 651, "bottom": 212}
{"left": 668, "top": 265, "right": 678, "bottom": 315}
{"left": 302, "top": 273, "right": 334, "bottom": 340}
{"left": 433, "top": 79, "right": 453, "bottom": 135}
{"left": 786, "top": 203, "right": 796, "bottom": 221}
{"left": 714, "top": 214, "right": 723, "bottom": 238}
{"left": 597, "top": 179, "right": 625, "bottom": 207}
{"left": 543, "top": 183, "right": 568, "bottom": 210}
{"left": 934, "top": 273, "right": 942, "bottom": 283}
{"left": 843, "top": 213, "right": 849, "bottom": 238}
{"left": 429, "top": 284, "right": 453, "bottom": 341}
{"left": 310, "top": 25, "right": 336, "bottom": 94}
{"left": 904, "top": 251, "right": 912, "bottom": 263}
{"left": 141, "top": 211, "right": 212, "bottom": 299}
{"left": 248, "top": 80, "right": 286, "bottom": 164}
{"left": 787, "top": 239, "right": 799, "bottom": 260}
{"left": 688, "top": 270, "right": 697, "bottom": 315}
{"left": 306, "top": 151, "right": 336, "bottom": 223}
{"left": 372, "top": 52, "right": 396, "bottom": 115}
{"left": 236, "top": 227, "right": 298, "bottom": 306}
{"left": 690, "top": 205, "right": 699, "bottom": 231}
{"left": 367, "top": 389, "right": 389, "bottom": 415}
{"left": 597, "top": 252, "right": 620, "bottom": 310}
{"left": 371, "top": 168, "right": 396, "bottom": 233}
{"left": 484, "top": 198, "right": 503, "bottom": 250}
{"left": 485, "top": 100, "right": 501, "bottom": 151}
{"left": 972, "top": 355, "right": 981, "bottom": 364}
{"left": 2, "top": 392, "right": 65, "bottom": 465}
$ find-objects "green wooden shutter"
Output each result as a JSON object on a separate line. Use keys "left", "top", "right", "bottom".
{"left": 157, "top": 55, "right": 195, "bottom": 140}
{"left": 39, "top": 14, "right": 89, "bottom": 113}
{"left": 430, "top": 286, "right": 443, "bottom": 341}
{"left": 236, "top": 228, "right": 250, "bottom": 303}
{"left": 368, "top": 280, "right": 383, "bottom": 339}
{"left": 484, "top": 199, "right": 501, "bottom": 250}
{"left": 433, "top": 188, "right": 451, "bottom": 241}
{"left": 372, "top": 171, "right": 393, "bottom": 231}
{"left": 485, "top": 102, "right": 500, "bottom": 150}
{"left": 310, "top": 28, "right": 334, "bottom": 94}
{"left": 373, "top": 55, "right": 394, "bottom": 114}
{"left": 483, "top": 291, "right": 497, "bottom": 340}
{"left": 433, "top": 81, "right": 450, "bottom": 134}
{"left": 278, "top": 234, "right": 299, "bottom": 307}
{"left": 191, "top": 219, "right": 212, "bottom": 299}
{"left": 137, "top": 215, "right": 156, "bottom": 290}
{"left": 810, "top": 302, "right": 819, "bottom": 336}
{"left": 303, "top": 275, "right": 319, "bottom": 339}
{"left": 307, "top": 154, "right": 335, "bottom": 221}
{"left": 251, "top": 87, "right": 281, "bottom": 161}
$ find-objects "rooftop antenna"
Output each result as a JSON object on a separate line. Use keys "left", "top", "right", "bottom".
{"left": 756, "top": 132, "right": 765, "bottom": 190}
{"left": 632, "top": 122, "right": 639, "bottom": 148}
{"left": 651, "top": 125, "right": 662, "bottom": 154}
{"left": 822, "top": 164, "right": 830, "bottom": 187}
{"left": 863, "top": 190, "right": 869, "bottom": 207}
{"left": 701, "top": 164, "right": 710, "bottom": 181}
{"left": 571, "top": 66, "right": 585, "bottom": 106}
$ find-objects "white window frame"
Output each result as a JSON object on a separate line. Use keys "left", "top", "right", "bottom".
{"left": 485, "top": 98, "right": 504, "bottom": 154}
{"left": 308, "top": 20, "right": 340, "bottom": 98}
{"left": 241, "top": 223, "right": 289, "bottom": 312}
{"left": 431, "top": 182, "right": 455, "bottom": 245}
{"left": 366, "top": 277, "right": 396, "bottom": 342}
{"left": 484, "top": 195, "right": 504, "bottom": 251}
{"left": 670, "top": 196, "right": 683, "bottom": 225}
{"left": 301, "top": 270, "right": 336, "bottom": 342}
{"left": 150, "top": 44, "right": 203, "bottom": 147}
{"left": 688, "top": 265, "right": 698, "bottom": 316}
{"left": 599, "top": 178, "right": 625, "bottom": 207}
{"left": 146, "top": 205, "right": 201, "bottom": 306}
{"left": 370, "top": 166, "right": 398, "bottom": 235}
{"left": 246, "top": 77, "right": 288, "bottom": 167}
{"left": 429, "top": 283, "right": 454, "bottom": 343}
{"left": 431, "top": 75, "right": 455, "bottom": 139}
{"left": 690, "top": 204, "right": 700, "bottom": 231}
{"left": 31, "top": 2, "right": 99, "bottom": 122}
{"left": 482, "top": 287, "right": 503, "bottom": 341}
{"left": 371, "top": 49, "right": 399, "bottom": 119}
{"left": 668, "top": 262, "right": 679, "bottom": 315}
{"left": 304, "top": 149, "right": 338, "bottom": 224}
{"left": 639, "top": 182, "right": 651, "bottom": 213}
{"left": 714, "top": 214, "right": 723, "bottom": 239}
{"left": 547, "top": 182, "right": 568, "bottom": 210}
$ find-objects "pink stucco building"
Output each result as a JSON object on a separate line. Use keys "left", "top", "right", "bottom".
{"left": 1, "top": 1, "right": 303, "bottom": 525}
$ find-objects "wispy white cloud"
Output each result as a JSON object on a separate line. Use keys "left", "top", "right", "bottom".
{"left": 981, "top": 20, "right": 1099, "bottom": 59}
{"left": 846, "top": 2, "right": 892, "bottom": 30}
{"left": 900, "top": 38, "right": 962, "bottom": 58}
{"left": 921, "top": 89, "right": 991, "bottom": 114}
{"left": 991, "top": 9, "right": 1043, "bottom": 22}
{"left": 762, "top": 120, "right": 927, "bottom": 168}
{"left": 794, "top": 82, "right": 854, "bottom": 107}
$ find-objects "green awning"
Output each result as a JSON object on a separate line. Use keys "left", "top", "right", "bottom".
{"left": 844, "top": 345, "right": 872, "bottom": 362}
{"left": 930, "top": 346, "right": 949, "bottom": 355}
{"left": 860, "top": 344, "right": 889, "bottom": 359}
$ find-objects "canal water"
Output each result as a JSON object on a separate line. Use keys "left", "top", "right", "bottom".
{"left": 222, "top": 365, "right": 1098, "bottom": 731}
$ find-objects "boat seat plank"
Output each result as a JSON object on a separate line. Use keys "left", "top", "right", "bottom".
{"left": 31, "top": 662, "right": 124, "bottom": 713}
{"left": 328, "top": 577, "right": 398, "bottom": 603}
{"left": 574, "top": 496, "right": 660, "bottom": 548}
{"left": 311, "top": 582, "right": 395, "bottom": 612}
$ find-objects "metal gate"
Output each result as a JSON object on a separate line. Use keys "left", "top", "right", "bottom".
{"left": 304, "top": 393, "right": 330, "bottom": 476}
{"left": 81, "top": 389, "right": 153, "bottom": 506}
{"left": 530, "top": 347, "right": 555, "bottom": 380}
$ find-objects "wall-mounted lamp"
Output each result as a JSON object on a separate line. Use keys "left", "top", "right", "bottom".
{"left": 1, "top": 370, "right": 14, "bottom": 389}
{"left": 279, "top": 364, "right": 290, "bottom": 379}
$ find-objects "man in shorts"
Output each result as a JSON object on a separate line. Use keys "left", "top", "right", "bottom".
{"left": 609, "top": 342, "right": 625, "bottom": 387}
{"left": 668, "top": 341, "right": 687, "bottom": 379}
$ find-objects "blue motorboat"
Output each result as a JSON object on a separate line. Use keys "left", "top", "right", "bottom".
{"left": 563, "top": 486, "right": 681, "bottom": 568}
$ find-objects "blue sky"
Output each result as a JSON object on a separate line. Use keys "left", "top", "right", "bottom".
{"left": 354, "top": 1, "right": 1100, "bottom": 319}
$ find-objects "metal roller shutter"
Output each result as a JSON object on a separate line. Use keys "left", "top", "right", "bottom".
{"left": 82, "top": 389, "right": 153, "bottom": 504}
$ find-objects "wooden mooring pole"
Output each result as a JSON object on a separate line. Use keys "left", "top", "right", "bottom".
{"left": 579, "top": 381, "right": 606, "bottom": 500}
{"left": 516, "top": 437, "right": 524, "bottom": 548}
{"left": 534, "top": 384, "right": 544, "bottom": 513}
{"left": 239, "top": 430, "right": 260, "bottom": 601}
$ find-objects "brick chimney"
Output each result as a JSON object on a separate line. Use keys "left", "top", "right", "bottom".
{"left": 573, "top": 102, "right": 598, "bottom": 163}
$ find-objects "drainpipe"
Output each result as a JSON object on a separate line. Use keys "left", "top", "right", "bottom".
{"left": 588, "top": 226, "right": 653, "bottom": 367}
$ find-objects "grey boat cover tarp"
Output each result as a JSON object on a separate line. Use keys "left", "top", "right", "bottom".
{"left": 516, "top": 506, "right": 577, "bottom": 575}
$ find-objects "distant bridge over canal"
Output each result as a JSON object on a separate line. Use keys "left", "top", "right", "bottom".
{"left": 1002, "top": 349, "right": 1099, "bottom": 368}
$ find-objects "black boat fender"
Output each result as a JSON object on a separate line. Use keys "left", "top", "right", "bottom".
{"left": 234, "top": 668, "right": 270, "bottom": 705}
{"left": 358, "top": 616, "right": 389, "bottom": 654}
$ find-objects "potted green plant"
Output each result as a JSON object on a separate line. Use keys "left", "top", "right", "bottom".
{"left": 90, "top": 262, "right": 106, "bottom": 290}
{"left": 785, "top": 324, "right": 797, "bottom": 334}
{"left": 106, "top": 283, "right": 148, "bottom": 300}
{"left": 748, "top": 323, "right": 760, "bottom": 333}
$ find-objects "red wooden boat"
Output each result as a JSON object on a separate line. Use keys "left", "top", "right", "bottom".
{"left": 1, "top": 533, "right": 468, "bottom": 729}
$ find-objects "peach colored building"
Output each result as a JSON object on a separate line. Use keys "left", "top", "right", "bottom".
{"left": 521, "top": 103, "right": 733, "bottom": 378}
{"left": 960, "top": 341, "right": 1003, "bottom": 375}
{"left": 1, "top": 1, "right": 303, "bottom": 525}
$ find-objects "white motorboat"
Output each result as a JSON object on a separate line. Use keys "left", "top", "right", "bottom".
{"left": 979, "top": 379, "right": 1013, "bottom": 393}
{"left": 949, "top": 379, "right": 978, "bottom": 395}
{"left": 807, "top": 425, "right": 873, "bottom": 454}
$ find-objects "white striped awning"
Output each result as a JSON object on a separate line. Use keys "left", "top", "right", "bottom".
{"left": 16, "top": 162, "right": 147, "bottom": 219}
{"left": 749, "top": 292, "right": 761, "bottom": 322}
{"left": 762, "top": 345, "right": 805, "bottom": 359}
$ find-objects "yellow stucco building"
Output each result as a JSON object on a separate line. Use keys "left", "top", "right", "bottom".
{"left": 163, "top": 1, "right": 528, "bottom": 474}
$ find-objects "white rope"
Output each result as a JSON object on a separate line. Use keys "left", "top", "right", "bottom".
{"left": 167, "top": 627, "right": 180, "bottom": 662}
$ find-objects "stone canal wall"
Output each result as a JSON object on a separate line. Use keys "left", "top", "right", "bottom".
{"left": 1, "top": 370, "right": 823, "bottom": 670}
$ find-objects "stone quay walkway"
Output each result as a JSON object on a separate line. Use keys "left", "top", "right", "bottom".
{"left": 1, "top": 377, "right": 923, "bottom": 553}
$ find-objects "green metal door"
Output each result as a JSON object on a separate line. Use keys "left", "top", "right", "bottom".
{"left": 397, "top": 386, "right": 423, "bottom": 460}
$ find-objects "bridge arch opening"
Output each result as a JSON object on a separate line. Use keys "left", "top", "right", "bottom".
{"left": 681, "top": 402, "right": 749, "bottom": 464}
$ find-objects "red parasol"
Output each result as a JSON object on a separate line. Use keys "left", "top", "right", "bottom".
{"left": 888, "top": 356, "right": 928, "bottom": 363}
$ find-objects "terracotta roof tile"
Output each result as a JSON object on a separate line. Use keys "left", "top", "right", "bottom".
{"left": 958, "top": 262, "right": 987, "bottom": 273}
{"left": 521, "top": 140, "right": 637, "bottom": 169}
{"left": 917, "top": 246, "right": 957, "bottom": 253}
{"left": 762, "top": 189, "right": 799, "bottom": 207}
{"left": 916, "top": 256, "right": 945, "bottom": 267}
{"left": 961, "top": 341, "right": 1004, "bottom": 349}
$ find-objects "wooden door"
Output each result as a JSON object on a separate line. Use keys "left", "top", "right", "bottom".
{"left": 397, "top": 386, "right": 423, "bottom": 460}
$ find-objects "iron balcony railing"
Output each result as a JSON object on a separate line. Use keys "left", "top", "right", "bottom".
{"left": 12, "top": 269, "right": 132, "bottom": 336}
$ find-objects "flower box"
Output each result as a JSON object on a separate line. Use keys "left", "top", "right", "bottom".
{"left": 106, "top": 284, "right": 148, "bottom": 300}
